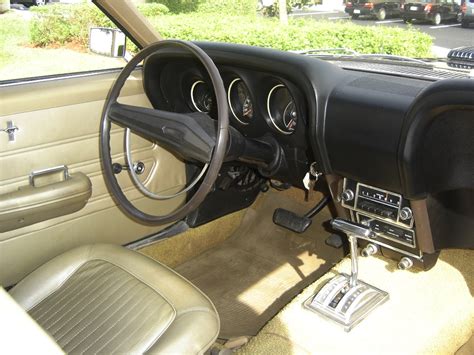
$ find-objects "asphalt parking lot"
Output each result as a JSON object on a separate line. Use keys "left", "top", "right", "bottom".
{"left": 291, "top": 9, "right": 474, "bottom": 52}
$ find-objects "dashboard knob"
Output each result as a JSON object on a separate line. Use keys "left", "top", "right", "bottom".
{"left": 361, "top": 243, "right": 378, "bottom": 257}
{"left": 398, "top": 257, "right": 414, "bottom": 270}
{"left": 399, "top": 207, "right": 413, "bottom": 221}
{"left": 341, "top": 189, "right": 355, "bottom": 202}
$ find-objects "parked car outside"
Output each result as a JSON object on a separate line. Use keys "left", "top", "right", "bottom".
{"left": 459, "top": 0, "right": 474, "bottom": 27}
{"left": 11, "top": 0, "right": 48, "bottom": 6}
{"left": 345, "top": 0, "right": 403, "bottom": 20}
{"left": 401, "top": 0, "right": 461, "bottom": 25}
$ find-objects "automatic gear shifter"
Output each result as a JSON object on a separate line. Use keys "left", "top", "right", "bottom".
{"left": 304, "top": 218, "right": 389, "bottom": 331}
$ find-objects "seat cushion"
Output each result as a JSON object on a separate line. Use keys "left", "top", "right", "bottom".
{"left": 9, "top": 244, "right": 220, "bottom": 354}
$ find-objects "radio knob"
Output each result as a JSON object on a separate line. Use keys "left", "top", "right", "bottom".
{"left": 361, "top": 243, "right": 379, "bottom": 257}
{"left": 341, "top": 189, "right": 355, "bottom": 202}
{"left": 399, "top": 207, "right": 413, "bottom": 221}
{"left": 398, "top": 257, "right": 414, "bottom": 270}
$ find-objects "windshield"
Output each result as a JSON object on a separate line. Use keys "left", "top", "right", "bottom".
{"left": 1, "top": 0, "right": 473, "bottom": 82}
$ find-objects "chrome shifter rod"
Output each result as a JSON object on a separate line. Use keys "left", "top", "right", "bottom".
{"left": 331, "top": 218, "right": 375, "bottom": 288}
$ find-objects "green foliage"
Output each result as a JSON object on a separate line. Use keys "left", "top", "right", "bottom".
{"left": 0, "top": 12, "right": 29, "bottom": 65}
{"left": 137, "top": 3, "right": 170, "bottom": 17}
{"left": 262, "top": 1, "right": 293, "bottom": 17}
{"left": 196, "top": 0, "right": 256, "bottom": 15}
{"left": 28, "top": 3, "right": 432, "bottom": 58}
{"left": 29, "top": 3, "right": 169, "bottom": 47}
{"left": 146, "top": 0, "right": 198, "bottom": 13}
{"left": 148, "top": 14, "right": 433, "bottom": 57}
{"left": 30, "top": 4, "right": 113, "bottom": 47}
{"left": 146, "top": 0, "right": 255, "bottom": 15}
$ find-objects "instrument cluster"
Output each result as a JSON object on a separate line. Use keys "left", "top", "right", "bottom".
{"left": 183, "top": 69, "right": 302, "bottom": 138}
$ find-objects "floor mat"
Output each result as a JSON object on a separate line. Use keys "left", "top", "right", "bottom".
{"left": 175, "top": 189, "right": 345, "bottom": 338}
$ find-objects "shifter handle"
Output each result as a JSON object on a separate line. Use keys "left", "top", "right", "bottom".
{"left": 331, "top": 218, "right": 375, "bottom": 239}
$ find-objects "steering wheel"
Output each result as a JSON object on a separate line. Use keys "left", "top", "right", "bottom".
{"left": 100, "top": 40, "right": 229, "bottom": 225}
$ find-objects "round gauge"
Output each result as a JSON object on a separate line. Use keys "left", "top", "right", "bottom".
{"left": 267, "top": 84, "right": 298, "bottom": 135}
{"left": 227, "top": 78, "right": 254, "bottom": 125}
{"left": 190, "top": 80, "right": 213, "bottom": 113}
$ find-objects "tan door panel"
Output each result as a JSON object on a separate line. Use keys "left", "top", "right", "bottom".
{"left": 0, "top": 70, "right": 186, "bottom": 286}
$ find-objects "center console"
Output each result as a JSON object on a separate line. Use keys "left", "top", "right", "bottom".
{"left": 338, "top": 178, "right": 438, "bottom": 270}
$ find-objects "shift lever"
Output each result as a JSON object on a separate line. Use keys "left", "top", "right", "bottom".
{"left": 305, "top": 218, "right": 388, "bottom": 331}
{"left": 330, "top": 218, "right": 375, "bottom": 287}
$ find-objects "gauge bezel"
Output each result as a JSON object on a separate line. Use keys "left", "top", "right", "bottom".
{"left": 227, "top": 77, "right": 252, "bottom": 125}
{"left": 266, "top": 84, "right": 297, "bottom": 135}
{"left": 190, "top": 80, "right": 210, "bottom": 113}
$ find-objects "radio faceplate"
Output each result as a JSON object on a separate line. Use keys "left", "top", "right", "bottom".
{"left": 341, "top": 179, "right": 418, "bottom": 253}
{"left": 341, "top": 179, "right": 414, "bottom": 228}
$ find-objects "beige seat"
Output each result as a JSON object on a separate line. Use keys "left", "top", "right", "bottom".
{"left": 9, "top": 244, "right": 220, "bottom": 354}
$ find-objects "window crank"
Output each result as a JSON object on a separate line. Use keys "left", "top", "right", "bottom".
{"left": 112, "top": 161, "right": 145, "bottom": 175}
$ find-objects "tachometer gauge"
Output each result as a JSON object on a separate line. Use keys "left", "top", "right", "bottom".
{"left": 228, "top": 78, "right": 253, "bottom": 125}
{"left": 190, "top": 80, "right": 214, "bottom": 113}
{"left": 267, "top": 84, "right": 298, "bottom": 134}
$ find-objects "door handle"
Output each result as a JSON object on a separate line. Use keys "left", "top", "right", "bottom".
{"left": 0, "top": 166, "right": 92, "bottom": 233}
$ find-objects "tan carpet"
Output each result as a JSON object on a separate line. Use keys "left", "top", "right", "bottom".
{"left": 139, "top": 208, "right": 246, "bottom": 268}
{"left": 175, "top": 190, "right": 345, "bottom": 339}
{"left": 239, "top": 249, "right": 474, "bottom": 355}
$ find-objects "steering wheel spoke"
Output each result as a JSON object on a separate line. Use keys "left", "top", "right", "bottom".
{"left": 108, "top": 102, "right": 216, "bottom": 163}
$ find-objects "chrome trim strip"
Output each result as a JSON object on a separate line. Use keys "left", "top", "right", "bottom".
{"left": 227, "top": 77, "right": 250, "bottom": 125}
{"left": 190, "top": 80, "right": 207, "bottom": 113}
{"left": 0, "top": 67, "right": 126, "bottom": 88}
{"left": 356, "top": 212, "right": 417, "bottom": 249}
{"left": 266, "top": 84, "right": 293, "bottom": 135}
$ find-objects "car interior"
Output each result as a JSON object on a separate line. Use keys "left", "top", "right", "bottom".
{"left": 0, "top": 0, "right": 473, "bottom": 354}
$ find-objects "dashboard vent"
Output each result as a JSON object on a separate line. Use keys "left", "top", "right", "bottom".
{"left": 331, "top": 61, "right": 471, "bottom": 81}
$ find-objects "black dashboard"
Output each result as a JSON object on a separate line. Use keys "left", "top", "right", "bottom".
{"left": 142, "top": 42, "right": 474, "bottom": 268}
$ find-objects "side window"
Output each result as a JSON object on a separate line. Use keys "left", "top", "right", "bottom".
{"left": 0, "top": 2, "right": 133, "bottom": 82}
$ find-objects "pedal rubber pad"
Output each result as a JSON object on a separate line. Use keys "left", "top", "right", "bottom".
{"left": 325, "top": 234, "right": 344, "bottom": 249}
{"left": 273, "top": 208, "right": 312, "bottom": 234}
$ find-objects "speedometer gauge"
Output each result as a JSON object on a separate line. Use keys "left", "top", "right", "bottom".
{"left": 190, "top": 80, "right": 214, "bottom": 113}
{"left": 267, "top": 84, "right": 298, "bottom": 134}
{"left": 228, "top": 78, "right": 253, "bottom": 125}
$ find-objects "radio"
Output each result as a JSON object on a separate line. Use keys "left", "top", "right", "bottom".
{"left": 340, "top": 179, "right": 416, "bottom": 249}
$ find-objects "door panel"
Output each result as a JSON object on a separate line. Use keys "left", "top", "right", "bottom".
{"left": 0, "top": 70, "right": 186, "bottom": 286}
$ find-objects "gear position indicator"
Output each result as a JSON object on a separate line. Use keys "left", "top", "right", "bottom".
{"left": 304, "top": 218, "right": 389, "bottom": 332}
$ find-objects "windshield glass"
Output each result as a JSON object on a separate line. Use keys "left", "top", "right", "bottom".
{"left": 1, "top": 0, "right": 473, "bottom": 82}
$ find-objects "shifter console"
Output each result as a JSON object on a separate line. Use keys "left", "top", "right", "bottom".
{"left": 304, "top": 218, "right": 389, "bottom": 331}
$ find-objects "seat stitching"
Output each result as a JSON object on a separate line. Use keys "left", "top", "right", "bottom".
{"left": 40, "top": 263, "right": 121, "bottom": 330}
{"left": 90, "top": 257, "right": 178, "bottom": 321}
{"left": 57, "top": 280, "right": 137, "bottom": 344}
{"left": 133, "top": 252, "right": 217, "bottom": 316}
{"left": 36, "top": 263, "right": 113, "bottom": 326}
{"left": 50, "top": 271, "right": 134, "bottom": 338}
{"left": 64, "top": 282, "right": 145, "bottom": 352}
{"left": 47, "top": 266, "right": 124, "bottom": 335}
{"left": 23, "top": 245, "right": 94, "bottom": 312}
{"left": 106, "top": 302, "right": 170, "bottom": 354}
{"left": 80, "top": 289, "right": 153, "bottom": 353}
{"left": 143, "top": 309, "right": 220, "bottom": 354}
{"left": 90, "top": 294, "right": 166, "bottom": 354}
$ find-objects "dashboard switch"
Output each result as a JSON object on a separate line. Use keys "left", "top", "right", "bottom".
{"left": 361, "top": 243, "right": 378, "bottom": 257}
{"left": 341, "top": 189, "right": 355, "bottom": 202}
{"left": 398, "top": 257, "right": 414, "bottom": 270}
{"left": 400, "top": 207, "right": 413, "bottom": 221}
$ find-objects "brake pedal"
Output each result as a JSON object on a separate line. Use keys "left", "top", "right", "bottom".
{"left": 272, "top": 195, "right": 331, "bottom": 233}
{"left": 273, "top": 208, "right": 312, "bottom": 233}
